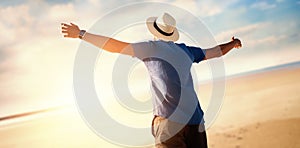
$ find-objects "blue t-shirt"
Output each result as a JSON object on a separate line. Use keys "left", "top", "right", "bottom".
{"left": 131, "top": 40, "right": 206, "bottom": 125}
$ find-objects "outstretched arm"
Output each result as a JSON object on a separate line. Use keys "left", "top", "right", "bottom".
{"left": 204, "top": 37, "right": 242, "bottom": 60}
{"left": 61, "top": 23, "right": 133, "bottom": 55}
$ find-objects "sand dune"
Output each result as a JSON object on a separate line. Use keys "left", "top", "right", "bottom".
{"left": 0, "top": 67, "right": 299, "bottom": 148}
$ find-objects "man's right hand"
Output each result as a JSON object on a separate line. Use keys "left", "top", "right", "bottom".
{"left": 61, "top": 23, "right": 80, "bottom": 38}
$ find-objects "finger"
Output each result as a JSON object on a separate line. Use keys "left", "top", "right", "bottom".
{"left": 70, "top": 22, "right": 77, "bottom": 26}
{"left": 62, "top": 23, "right": 71, "bottom": 27}
{"left": 232, "top": 36, "right": 235, "bottom": 41}
{"left": 64, "top": 34, "right": 71, "bottom": 38}
{"left": 62, "top": 30, "right": 68, "bottom": 33}
{"left": 61, "top": 27, "right": 68, "bottom": 30}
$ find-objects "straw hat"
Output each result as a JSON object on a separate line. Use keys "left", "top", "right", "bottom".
{"left": 146, "top": 12, "right": 179, "bottom": 42}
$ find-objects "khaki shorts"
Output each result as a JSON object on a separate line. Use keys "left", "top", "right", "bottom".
{"left": 151, "top": 116, "right": 207, "bottom": 148}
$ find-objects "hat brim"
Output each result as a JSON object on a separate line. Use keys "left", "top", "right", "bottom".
{"left": 146, "top": 17, "right": 179, "bottom": 42}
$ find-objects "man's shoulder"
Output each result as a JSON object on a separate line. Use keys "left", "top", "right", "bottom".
{"left": 174, "top": 42, "right": 186, "bottom": 46}
{"left": 174, "top": 42, "right": 187, "bottom": 48}
{"left": 133, "top": 40, "right": 176, "bottom": 48}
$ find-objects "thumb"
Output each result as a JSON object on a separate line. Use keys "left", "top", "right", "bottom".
{"left": 232, "top": 36, "right": 235, "bottom": 41}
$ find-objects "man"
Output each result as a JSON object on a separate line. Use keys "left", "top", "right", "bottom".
{"left": 61, "top": 12, "right": 241, "bottom": 148}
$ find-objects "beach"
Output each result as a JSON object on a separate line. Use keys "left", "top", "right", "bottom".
{"left": 0, "top": 66, "right": 299, "bottom": 148}
{"left": 205, "top": 67, "right": 300, "bottom": 148}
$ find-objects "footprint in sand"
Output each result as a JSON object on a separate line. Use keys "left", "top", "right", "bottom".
{"left": 224, "top": 133, "right": 235, "bottom": 138}
{"left": 255, "top": 122, "right": 261, "bottom": 129}
{"left": 239, "top": 128, "right": 248, "bottom": 134}
{"left": 237, "top": 136, "right": 243, "bottom": 140}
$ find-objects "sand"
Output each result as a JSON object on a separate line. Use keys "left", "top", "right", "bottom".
{"left": 205, "top": 67, "right": 300, "bottom": 148}
{"left": 208, "top": 118, "right": 300, "bottom": 148}
{"left": 0, "top": 67, "right": 299, "bottom": 148}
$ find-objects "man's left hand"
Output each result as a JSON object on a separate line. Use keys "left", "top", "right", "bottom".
{"left": 232, "top": 36, "right": 242, "bottom": 48}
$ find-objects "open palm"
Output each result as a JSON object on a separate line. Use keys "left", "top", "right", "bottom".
{"left": 61, "top": 23, "right": 80, "bottom": 38}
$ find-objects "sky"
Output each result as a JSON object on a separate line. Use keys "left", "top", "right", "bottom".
{"left": 0, "top": 0, "right": 299, "bottom": 118}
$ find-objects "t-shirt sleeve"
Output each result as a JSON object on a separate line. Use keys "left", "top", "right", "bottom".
{"left": 131, "top": 41, "right": 155, "bottom": 60}
{"left": 186, "top": 45, "right": 206, "bottom": 63}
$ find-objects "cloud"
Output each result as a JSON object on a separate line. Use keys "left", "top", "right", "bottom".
{"left": 215, "top": 22, "right": 269, "bottom": 42}
{"left": 214, "top": 17, "right": 299, "bottom": 50}
{"left": 171, "top": 0, "right": 221, "bottom": 17}
{"left": 0, "top": 1, "right": 82, "bottom": 112}
{"left": 0, "top": 0, "right": 131, "bottom": 115}
{"left": 0, "top": 0, "right": 26, "bottom": 6}
{"left": 214, "top": 22, "right": 285, "bottom": 49}
{"left": 0, "top": 5, "right": 33, "bottom": 45}
{"left": 247, "top": 34, "right": 287, "bottom": 48}
{"left": 250, "top": 1, "right": 276, "bottom": 10}
{"left": 48, "top": 3, "right": 76, "bottom": 21}
{"left": 0, "top": 1, "right": 78, "bottom": 70}
{"left": 170, "top": 0, "right": 238, "bottom": 18}
{"left": 211, "top": 17, "right": 300, "bottom": 78}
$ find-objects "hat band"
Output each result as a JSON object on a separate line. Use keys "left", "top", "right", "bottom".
{"left": 153, "top": 20, "right": 174, "bottom": 36}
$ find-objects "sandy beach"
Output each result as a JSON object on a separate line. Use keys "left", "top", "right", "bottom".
{"left": 0, "top": 66, "right": 299, "bottom": 148}
{"left": 206, "top": 67, "right": 300, "bottom": 148}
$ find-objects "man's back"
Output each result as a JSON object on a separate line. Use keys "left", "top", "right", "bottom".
{"left": 132, "top": 40, "right": 205, "bottom": 125}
